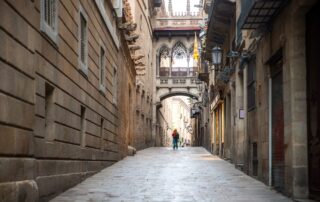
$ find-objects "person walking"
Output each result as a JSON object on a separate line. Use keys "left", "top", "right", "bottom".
{"left": 172, "top": 129, "right": 179, "bottom": 150}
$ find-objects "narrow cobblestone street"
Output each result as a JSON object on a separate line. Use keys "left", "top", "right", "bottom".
{"left": 52, "top": 147, "right": 291, "bottom": 202}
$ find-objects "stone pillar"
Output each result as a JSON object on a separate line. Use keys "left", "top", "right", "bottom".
{"left": 187, "top": 54, "right": 190, "bottom": 76}
{"left": 156, "top": 53, "right": 159, "bottom": 77}
{"left": 285, "top": 1, "right": 310, "bottom": 198}
{"left": 235, "top": 63, "right": 245, "bottom": 168}
{"left": 169, "top": 56, "right": 172, "bottom": 77}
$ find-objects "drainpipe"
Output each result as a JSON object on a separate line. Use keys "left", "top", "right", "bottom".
{"left": 268, "top": 77, "right": 272, "bottom": 186}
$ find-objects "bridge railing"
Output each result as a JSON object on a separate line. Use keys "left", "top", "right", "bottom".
{"left": 159, "top": 67, "right": 170, "bottom": 77}
{"left": 157, "top": 76, "right": 197, "bottom": 86}
{"left": 159, "top": 67, "right": 197, "bottom": 77}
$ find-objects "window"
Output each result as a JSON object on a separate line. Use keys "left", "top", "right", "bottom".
{"left": 45, "top": 83, "right": 55, "bottom": 141}
{"left": 40, "top": 0, "right": 58, "bottom": 43}
{"left": 172, "top": 42, "right": 188, "bottom": 68}
{"left": 80, "top": 106, "right": 86, "bottom": 147}
{"left": 188, "top": 48, "right": 195, "bottom": 68}
{"left": 79, "top": 6, "right": 88, "bottom": 75}
{"left": 100, "top": 118, "right": 104, "bottom": 150}
{"left": 247, "top": 58, "right": 256, "bottom": 110}
{"left": 159, "top": 46, "right": 170, "bottom": 76}
{"left": 99, "top": 46, "right": 106, "bottom": 92}
{"left": 172, "top": 42, "right": 188, "bottom": 77}
{"left": 112, "top": 66, "right": 118, "bottom": 104}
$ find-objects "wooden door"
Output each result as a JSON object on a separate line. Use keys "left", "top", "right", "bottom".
{"left": 271, "top": 60, "right": 285, "bottom": 193}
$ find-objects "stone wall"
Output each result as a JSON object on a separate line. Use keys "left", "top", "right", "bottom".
{"left": 206, "top": 0, "right": 318, "bottom": 199}
{"left": 0, "top": 0, "right": 135, "bottom": 200}
{"left": 129, "top": 0, "right": 154, "bottom": 150}
{"left": 233, "top": 0, "right": 316, "bottom": 198}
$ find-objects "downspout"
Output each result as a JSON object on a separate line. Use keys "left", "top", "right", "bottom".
{"left": 268, "top": 77, "right": 272, "bottom": 186}
{"left": 268, "top": 30, "right": 273, "bottom": 187}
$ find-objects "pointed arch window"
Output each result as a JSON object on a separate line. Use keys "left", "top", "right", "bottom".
{"left": 172, "top": 42, "right": 188, "bottom": 68}
{"left": 159, "top": 46, "right": 170, "bottom": 76}
{"left": 160, "top": 46, "right": 170, "bottom": 68}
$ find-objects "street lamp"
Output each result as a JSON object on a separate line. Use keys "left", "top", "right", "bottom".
{"left": 211, "top": 46, "right": 222, "bottom": 67}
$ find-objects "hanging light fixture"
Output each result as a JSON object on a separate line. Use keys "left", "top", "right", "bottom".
{"left": 211, "top": 46, "right": 222, "bottom": 66}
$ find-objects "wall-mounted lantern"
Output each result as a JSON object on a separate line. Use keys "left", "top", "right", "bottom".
{"left": 211, "top": 46, "right": 222, "bottom": 66}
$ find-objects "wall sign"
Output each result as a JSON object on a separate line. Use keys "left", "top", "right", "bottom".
{"left": 239, "top": 109, "right": 245, "bottom": 119}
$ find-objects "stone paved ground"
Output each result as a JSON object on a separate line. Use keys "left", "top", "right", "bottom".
{"left": 51, "top": 147, "right": 292, "bottom": 202}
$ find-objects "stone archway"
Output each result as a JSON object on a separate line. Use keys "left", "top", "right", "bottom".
{"left": 159, "top": 91, "right": 199, "bottom": 101}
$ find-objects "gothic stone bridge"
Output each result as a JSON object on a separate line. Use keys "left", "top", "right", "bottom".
{"left": 154, "top": 38, "right": 201, "bottom": 104}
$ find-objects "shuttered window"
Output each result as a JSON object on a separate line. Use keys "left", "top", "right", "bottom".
{"left": 40, "top": 0, "right": 58, "bottom": 43}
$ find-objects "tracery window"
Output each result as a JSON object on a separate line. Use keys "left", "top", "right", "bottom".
{"left": 159, "top": 46, "right": 170, "bottom": 76}
{"left": 172, "top": 42, "right": 188, "bottom": 68}
{"left": 160, "top": 47, "right": 170, "bottom": 68}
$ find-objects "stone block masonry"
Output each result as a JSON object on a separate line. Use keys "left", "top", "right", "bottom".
{"left": 0, "top": 0, "right": 137, "bottom": 201}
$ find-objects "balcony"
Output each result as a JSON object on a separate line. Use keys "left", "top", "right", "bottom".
{"left": 159, "top": 67, "right": 197, "bottom": 77}
{"left": 238, "top": 0, "right": 289, "bottom": 30}
{"left": 156, "top": 76, "right": 197, "bottom": 87}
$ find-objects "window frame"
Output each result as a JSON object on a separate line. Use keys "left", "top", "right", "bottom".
{"left": 78, "top": 5, "right": 89, "bottom": 76}
{"left": 40, "top": 0, "right": 58, "bottom": 44}
{"left": 99, "top": 43, "right": 106, "bottom": 93}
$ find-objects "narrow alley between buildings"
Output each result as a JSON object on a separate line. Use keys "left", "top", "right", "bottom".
{"left": 1, "top": 0, "right": 320, "bottom": 201}
{"left": 52, "top": 147, "right": 290, "bottom": 202}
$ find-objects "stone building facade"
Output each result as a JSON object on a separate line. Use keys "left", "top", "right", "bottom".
{"left": 0, "top": 0, "right": 138, "bottom": 200}
{"left": 157, "top": 97, "right": 193, "bottom": 147}
{"left": 157, "top": 98, "right": 173, "bottom": 146}
{"left": 204, "top": 0, "right": 320, "bottom": 200}
{"left": 151, "top": 0, "right": 206, "bottom": 144}
{"left": 127, "top": 0, "right": 155, "bottom": 150}
{"left": 171, "top": 97, "right": 192, "bottom": 146}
